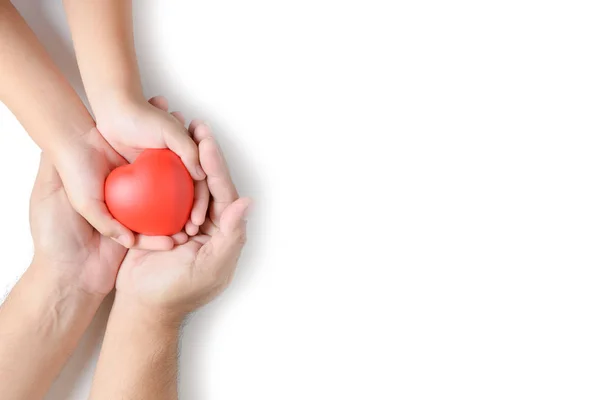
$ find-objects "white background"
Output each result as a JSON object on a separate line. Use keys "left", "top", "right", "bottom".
{"left": 0, "top": 0, "right": 599, "bottom": 399}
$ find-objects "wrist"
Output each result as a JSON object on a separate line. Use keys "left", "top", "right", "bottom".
{"left": 111, "top": 292, "right": 186, "bottom": 334}
{"left": 89, "top": 292, "right": 181, "bottom": 400}
{"left": 29, "top": 257, "right": 107, "bottom": 304}
{"left": 38, "top": 115, "right": 97, "bottom": 159}
{"left": 92, "top": 89, "right": 146, "bottom": 125}
{"left": 5, "top": 260, "right": 104, "bottom": 338}
{"left": 45, "top": 123, "right": 98, "bottom": 161}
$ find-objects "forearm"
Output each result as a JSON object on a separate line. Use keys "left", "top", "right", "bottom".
{"left": 90, "top": 294, "right": 181, "bottom": 400}
{"left": 0, "top": 2, "right": 95, "bottom": 153}
{"left": 63, "top": 0, "right": 144, "bottom": 118}
{"left": 0, "top": 260, "right": 103, "bottom": 400}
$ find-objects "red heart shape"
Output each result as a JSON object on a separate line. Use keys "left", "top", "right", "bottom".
{"left": 105, "top": 149, "right": 194, "bottom": 236}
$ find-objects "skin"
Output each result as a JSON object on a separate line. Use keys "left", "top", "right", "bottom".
{"left": 0, "top": 154, "right": 126, "bottom": 400}
{"left": 0, "top": 1, "right": 187, "bottom": 250}
{"left": 89, "top": 106, "right": 251, "bottom": 400}
{"left": 0, "top": 99, "right": 240, "bottom": 399}
{"left": 62, "top": 0, "right": 209, "bottom": 232}
{"left": 0, "top": 1, "right": 247, "bottom": 396}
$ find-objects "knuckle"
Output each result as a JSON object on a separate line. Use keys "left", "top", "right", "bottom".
{"left": 237, "top": 232, "right": 247, "bottom": 246}
{"left": 234, "top": 227, "right": 247, "bottom": 245}
{"left": 225, "top": 228, "right": 247, "bottom": 248}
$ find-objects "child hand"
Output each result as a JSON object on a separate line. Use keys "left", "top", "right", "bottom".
{"left": 51, "top": 127, "right": 185, "bottom": 250}
{"left": 94, "top": 95, "right": 205, "bottom": 181}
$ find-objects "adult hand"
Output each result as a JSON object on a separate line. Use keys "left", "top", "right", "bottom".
{"left": 115, "top": 118, "right": 251, "bottom": 322}
{"left": 29, "top": 153, "right": 127, "bottom": 296}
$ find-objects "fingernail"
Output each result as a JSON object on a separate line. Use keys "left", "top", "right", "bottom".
{"left": 116, "top": 234, "right": 131, "bottom": 248}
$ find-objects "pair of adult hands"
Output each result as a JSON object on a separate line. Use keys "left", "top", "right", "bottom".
{"left": 30, "top": 96, "right": 250, "bottom": 318}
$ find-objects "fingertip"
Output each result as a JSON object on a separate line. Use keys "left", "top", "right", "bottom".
{"left": 192, "top": 121, "right": 213, "bottom": 143}
{"left": 116, "top": 231, "right": 135, "bottom": 248}
{"left": 191, "top": 211, "right": 206, "bottom": 227}
{"left": 172, "top": 231, "right": 189, "bottom": 245}
{"left": 185, "top": 220, "right": 199, "bottom": 237}
{"left": 183, "top": 159, "right": 205, "bottom": 181}
{"left": 84, "top": 201, "right": 133, "bottom": 245}
{"left": 188, "top": 119, "right": 202, "bottom": 136}
{"left": 199, "top": 137, "right": 224, "bottom": 173}
{"left": 111, "top": 236, "right": 130, "bottom": 249}
{"left": 173, "top": 150, "right": 203, "bottom": 181}
{"left": 167, "top": 132, "right": 204, "bottom": 180}
{"left": 149, "top": 96, "right": 169, "bottom": 111}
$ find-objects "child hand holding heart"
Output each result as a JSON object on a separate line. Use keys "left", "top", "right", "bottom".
{"left": 105, "top": 101, "right": 210, "bottom": 241}
{"left": 105, "top": 149, "right": 195, "bottom": 236}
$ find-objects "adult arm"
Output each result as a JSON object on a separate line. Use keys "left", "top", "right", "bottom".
{"left": 0, "top": 262, "right": 103, "bottom": 400}
{"left": 88, "top": 298, "right": 180, "bottom": 400}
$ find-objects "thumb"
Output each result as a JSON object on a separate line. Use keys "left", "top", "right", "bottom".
{"left": 219, "top": 197, "right": 252, "bottom": 236}
{"left": 197, "top": 197, "right": 252, "bottom": 258}
{"left": 192, "top": 198, "right": 251, "bottom": 282}
{"left": 76, "top": 199, "right": 134, "bottom": 248}
{"left": 163, "top": 120, "right": 205, "bottom": 181}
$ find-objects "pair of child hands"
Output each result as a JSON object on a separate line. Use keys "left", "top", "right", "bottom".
{"left": 54, "top": 95, "right": 213, "bottom": 249}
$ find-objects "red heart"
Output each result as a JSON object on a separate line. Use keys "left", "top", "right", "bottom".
{"left": 105, "top": 149, "right": 194, "bottom": 236}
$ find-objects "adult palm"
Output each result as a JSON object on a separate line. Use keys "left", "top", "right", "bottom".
{"left": 116, "top": 116, "right": 250, "bottom": 316}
